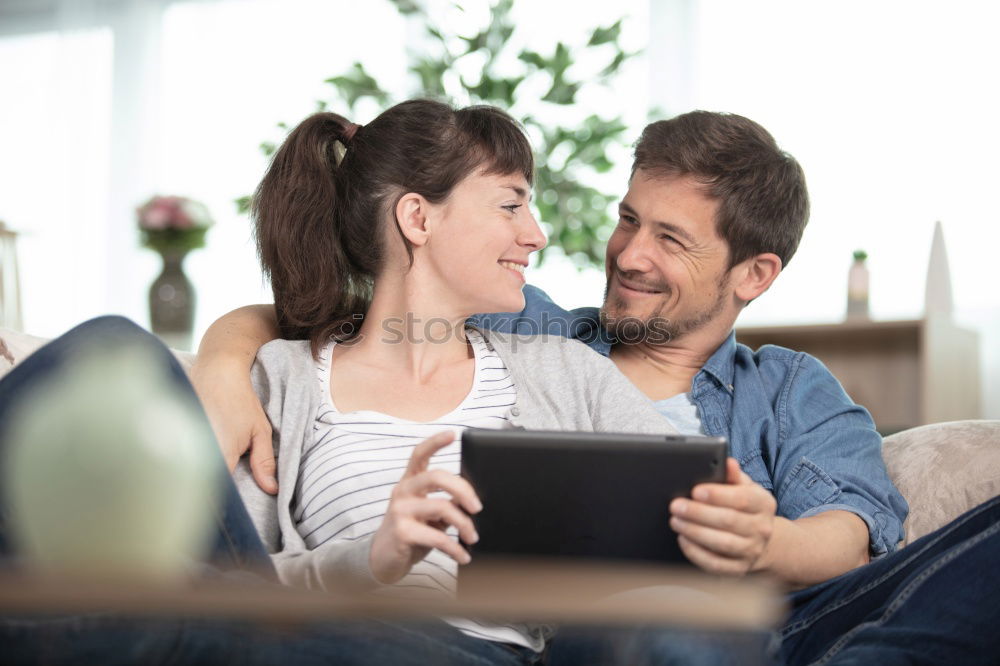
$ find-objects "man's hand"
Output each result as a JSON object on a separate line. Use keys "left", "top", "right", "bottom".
{"left": 191, "top": 304, "right": 281, "bottom": 495}
{"left": 669, "top": 457, "right": 777, "bottom": 575}
{"left": 190, "top": 359, "right": 277, "bottom": 494}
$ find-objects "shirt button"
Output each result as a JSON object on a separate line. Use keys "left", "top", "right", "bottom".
{"left": 510, "top": 407, "right": 520, "bottom": 417}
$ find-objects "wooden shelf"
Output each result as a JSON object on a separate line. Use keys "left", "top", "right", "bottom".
{"left": 736, "top": 316, "right": 980, "bottom": 434}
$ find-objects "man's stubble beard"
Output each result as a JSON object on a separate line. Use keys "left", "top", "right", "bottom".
{"left": 600, "top": 271, "right": 731, "bottom": 345}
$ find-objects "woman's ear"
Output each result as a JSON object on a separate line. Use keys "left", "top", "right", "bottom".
{"left": 733, "top": 252, "right": 782, "bottom": 303}
{"left": 394, "top": 193, "right": 431, "bottom": 247}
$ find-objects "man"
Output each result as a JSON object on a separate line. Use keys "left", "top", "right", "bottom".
{"left": 195, "top": 111, "right": 999, "bottom": 663}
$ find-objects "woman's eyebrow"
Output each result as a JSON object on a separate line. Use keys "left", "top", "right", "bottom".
{"left": 502, "top": 184, "right": 529, "bottom": 199}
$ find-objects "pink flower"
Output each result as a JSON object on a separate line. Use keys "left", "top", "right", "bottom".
{"left": 137, "top": 195, "right": 213, "bottom": 231}
{"left": 142, "top": 204, "right": 171, "bottom": 230}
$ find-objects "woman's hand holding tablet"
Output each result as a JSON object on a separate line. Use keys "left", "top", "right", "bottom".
{"left": 370, "top": 431, "right": 483, "bottom": 584}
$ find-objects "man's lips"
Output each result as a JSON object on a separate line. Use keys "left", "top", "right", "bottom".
{"left": 614, "top": 272, "right": 665, "bottom": 294}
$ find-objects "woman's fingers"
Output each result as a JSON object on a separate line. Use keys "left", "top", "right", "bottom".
{"left": 397, "top": 468, "right": 482, "bottom": 515}
{"left": 410, "top": 498, "right": 479, "bottom": 545}
{"left": 400, "top": 521, "right": 472, "bottom": 565}
{"left": 403, "top": 431, "right": 456, "bottom": 477}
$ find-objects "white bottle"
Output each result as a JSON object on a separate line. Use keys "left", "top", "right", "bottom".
{"left": 847, "top": 249, "right": 870, "bottom": 320}
{"left": 3, "top": 342, "right": 220, "bottom": 580}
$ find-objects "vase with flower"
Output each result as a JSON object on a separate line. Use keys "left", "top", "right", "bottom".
{"left": 137, "top": 195, "right": 213, "bottom": 350}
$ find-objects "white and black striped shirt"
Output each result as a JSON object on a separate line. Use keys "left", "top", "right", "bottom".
{"left": 293, "top": 329, "right": 542, "bottom": 650}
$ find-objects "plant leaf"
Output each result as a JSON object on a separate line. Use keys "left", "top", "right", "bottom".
{"left": 587, "top": 19, "right": 622, "bottom": 46}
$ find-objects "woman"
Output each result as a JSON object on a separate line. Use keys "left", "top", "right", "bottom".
{"left": 229, "top": 99, "right": 676, "bottom": 661}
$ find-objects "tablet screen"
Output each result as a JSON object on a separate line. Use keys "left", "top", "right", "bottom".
{"left": 459, "top": 429, "right": 727, "bottom": 567}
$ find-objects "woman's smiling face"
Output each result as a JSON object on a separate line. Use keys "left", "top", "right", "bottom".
{"left": 422, "top": 170, "right": 547, "bottom": 316}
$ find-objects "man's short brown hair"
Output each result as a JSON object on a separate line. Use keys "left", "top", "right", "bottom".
{"left": 632, "top": 111, "right": 809, "bottom": 269}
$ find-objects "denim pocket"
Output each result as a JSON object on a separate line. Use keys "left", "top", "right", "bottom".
{"left": 779, "top": 457, "right": 841, "bottom": 518}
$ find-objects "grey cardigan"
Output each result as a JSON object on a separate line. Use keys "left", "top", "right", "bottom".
{"left": 234, "top": 327, "right": 677, "bottom": 592}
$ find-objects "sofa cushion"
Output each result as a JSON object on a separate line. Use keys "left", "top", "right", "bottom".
{"left": 882, "top": 420, "right": 1000, "bottom": 545}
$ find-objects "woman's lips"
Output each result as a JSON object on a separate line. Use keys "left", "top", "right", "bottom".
{"left": 499, "top": 260, "right": 526, "bottom": 283}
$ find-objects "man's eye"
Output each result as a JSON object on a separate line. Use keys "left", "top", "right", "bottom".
{"left": 620, "top": 216, "right": 638, "bottom": 226}
{"left": 660, "top": 234, "right": 682, "bottom": 247}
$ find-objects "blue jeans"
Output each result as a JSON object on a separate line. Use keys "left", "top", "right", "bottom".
{"left": 0, "top": 316, "right": 543, "bottom": 666}
{"left": 779, "top": 493, "right": 1000, "bottom": 665}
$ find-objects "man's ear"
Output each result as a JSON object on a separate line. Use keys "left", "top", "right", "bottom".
{"left": 733, "top": 252, "right": 782, "bottom": 302}
{"left": 394, "top": 192, "right": 431, "bottom": 247}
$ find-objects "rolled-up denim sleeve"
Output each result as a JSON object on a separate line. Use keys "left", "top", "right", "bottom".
{"left": 772, "top": 353, "right": 908, "bottom": 557}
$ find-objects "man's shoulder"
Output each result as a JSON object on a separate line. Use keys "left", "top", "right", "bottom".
{"left": 472, "top": 285, "right": 602, "bottom": 340}
{"left": 729, "top": 341, "right": 843, "bottom": 400}
{"left": 736, "top": 341, "right": 824, "bottom": 376}
{"left": 478, "top": 326, "right": 603, "bottom": 361}
{"left": 731, "top": 340, "right": 864, "bottom": 432}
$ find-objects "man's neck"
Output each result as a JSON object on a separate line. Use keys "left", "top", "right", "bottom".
{"left": 609, "top": 338, "right": 717, "bottom": 402}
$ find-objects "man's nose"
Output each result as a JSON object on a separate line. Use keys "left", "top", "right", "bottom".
{"left": 614, "top": 231, "right": 655, "bottom": 274}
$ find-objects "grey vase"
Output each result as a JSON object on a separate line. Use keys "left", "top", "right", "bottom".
{"left": 149, "top": 250, "right": 195, "bottom": 351}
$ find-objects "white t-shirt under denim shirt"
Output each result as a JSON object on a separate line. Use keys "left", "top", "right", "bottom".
{"left": 653, "top": 392, "right": 705, "bottom": 436}
{"left": 293, "top": 328, "right": 544, "bottom": 651}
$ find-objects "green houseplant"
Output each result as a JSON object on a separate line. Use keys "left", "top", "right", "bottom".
{"left": 239, "top": 0, "right": 635, "bottom": 269}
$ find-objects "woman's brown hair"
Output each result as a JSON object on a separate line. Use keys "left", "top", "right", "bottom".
{"left": 252, "top": 99, "right": 534, "bottom": 354}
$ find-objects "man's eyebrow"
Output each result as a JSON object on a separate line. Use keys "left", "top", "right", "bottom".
{"left": 618, "top": 200, "right": 696, "bottom": 244}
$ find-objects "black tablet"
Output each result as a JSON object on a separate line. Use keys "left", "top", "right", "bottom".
{"left": 459, "top": 429, "right": 728, "bottom": 568}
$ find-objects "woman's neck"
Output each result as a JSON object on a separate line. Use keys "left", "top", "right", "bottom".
{"left": 343, "top": 269, "right": 473, "bottom": 381}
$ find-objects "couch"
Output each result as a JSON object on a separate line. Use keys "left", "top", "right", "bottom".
{"left": 2, "top": 326, "right": 998, "bottom": 547}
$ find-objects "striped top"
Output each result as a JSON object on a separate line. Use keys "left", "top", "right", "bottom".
{"left": 292, "top": 328, "right": 543, "bottom": 651}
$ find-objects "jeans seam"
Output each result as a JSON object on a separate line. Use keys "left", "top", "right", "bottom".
{"left": 806, "top": 517, "right": 1000, "bottom": 665}
{"left": 781, "top": 494, "right": 1000, "bottom": 638}
{"left": 214, "top": 511, "right": 243, "bottom": 568}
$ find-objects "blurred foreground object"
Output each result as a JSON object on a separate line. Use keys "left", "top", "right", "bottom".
{"left": 0, "top": 559, "right": 784, "bottom": 631}
{"left": 138, "top": 195, "right": 214, "bottom": 350}
{"left": 2, "top": 341, "right": 220, "bottom": 580}
{"left": 0, "top": 221, "right": 23, "bottom": 331}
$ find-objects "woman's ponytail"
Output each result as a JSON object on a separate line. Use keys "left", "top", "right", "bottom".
{"left": 252, "top": 112, "right": 370, "bottom": 347}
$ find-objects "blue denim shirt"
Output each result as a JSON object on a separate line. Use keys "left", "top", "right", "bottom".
{"left": 471, "top": 285, "right": 909, "bottom": 557}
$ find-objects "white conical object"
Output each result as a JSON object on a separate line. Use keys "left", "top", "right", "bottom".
{"left": 2, "top": 341, "right": 221, "bottom": 580}
{"left": 924, "top": 220, "right": 954, "bottom": 317}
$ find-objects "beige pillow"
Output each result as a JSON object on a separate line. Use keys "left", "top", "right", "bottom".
{"left": 883, "top": 420, "right": 1000, "bottom": 545}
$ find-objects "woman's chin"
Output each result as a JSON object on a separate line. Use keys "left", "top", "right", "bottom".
{"left": 474, "top": 293, "right": 526, "bottom": 316}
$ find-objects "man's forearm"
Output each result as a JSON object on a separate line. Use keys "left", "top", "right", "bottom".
{"left": 754, "top": 510, "right": 870, "bottom": 589}
{"left": 195, "top": 304, "right": 280, "bottom": 370}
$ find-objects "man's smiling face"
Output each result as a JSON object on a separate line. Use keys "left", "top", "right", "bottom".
{"left": 601, "top": 170, "right": 737, "bottom": 344}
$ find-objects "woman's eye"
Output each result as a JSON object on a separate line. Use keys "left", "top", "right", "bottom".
{"left": 502, "top": 204, "right": 522, "bottom": 214}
